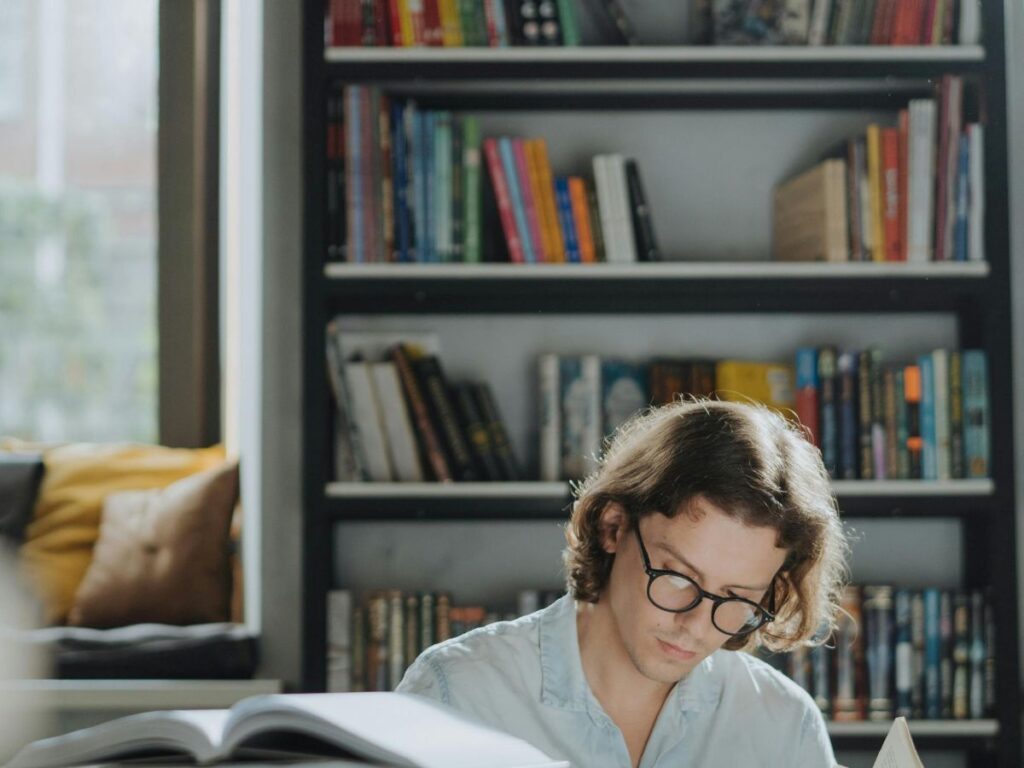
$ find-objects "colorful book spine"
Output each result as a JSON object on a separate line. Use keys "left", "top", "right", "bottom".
{"left": 918, "top": 354, "right": 937, "bottom": 480}
{"left": 838, "top": 351, "right": 858, "bottom": 480}
{"left": 482, "top": 137, "right": 525, "bottom": 263}
{"left": 512, "top": 138, "right": 547, "bottom": 262}
{"left": 462, "top": 117, "right": 482, "bottom": 263}
{"left": 962, "top": 349, "right": 989, "bottom": 478}
{"left": 568, "top": 176, "right": 596, "bottom": 263}
{"left": 554, "top": 176, "right": 581, "bottom": 263}
{"left": 894, "top": 589, "right": 914, "bottom": 717}
{"left": 498, "top": 137, "right": 537, "bottom": 263}
{"left": 932, "top": 349, "right": 950, "bottom": 481}
{"left": 863, "top": 585, "right": 894, "bottom": 721}
{"left": 795, "top": 348, "right": 819, "bottom": 447}
{"left": 923, "top": 588, "right": 942, "bottom": 719}
{"left": 818, "top": 347, "right": 838, "bottom": 477}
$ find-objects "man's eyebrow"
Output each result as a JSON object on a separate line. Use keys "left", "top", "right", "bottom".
{"left": 654, "top": 540, "right": 770, "bottom": 592}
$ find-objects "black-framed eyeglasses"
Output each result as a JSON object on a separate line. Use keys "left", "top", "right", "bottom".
{"left": 635, "top": 526, "right": 776, "bottom": 637}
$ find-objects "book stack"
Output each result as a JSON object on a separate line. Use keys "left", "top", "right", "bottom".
{"left": 705, "top": 0, "right": 981, "bottom": 46}
{"left": 774, "top": 76, "right": 984, "bottom": 263}
{"left": 770, "top": 585, "right": 995, "bottom": 722}
{"left": 326, "top": 86, "right": 658, "bottom": 264}
{"left": 325, "top": 0, "right": 582, "bottom": 47}
{"left": 326, "top": 325, "right": 520, "bottom": 482}
{"left": 327, "top": 588, "right": 563, "bottom": 692}
{"left": 795, "top": 347, "right": 989, "bottom": 481}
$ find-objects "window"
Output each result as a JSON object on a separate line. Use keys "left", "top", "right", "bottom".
{"left": 0, "top": 0, "right": 158, "bottom": 443}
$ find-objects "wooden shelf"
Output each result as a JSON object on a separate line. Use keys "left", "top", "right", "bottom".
{"left": 324, "top": 45, "right": 985, "bottom": 83}
{"left": 326, "top": 480, "right": 995, "bottom": 521}
{"left": 321, "top": 262, "right": 989, "bottom": 314}
{"left": 324, "top": 261, "right": 989, "bottom": 280}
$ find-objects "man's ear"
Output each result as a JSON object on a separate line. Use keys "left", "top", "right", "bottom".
{"left": 598, "top": 503, "right": 629, "bottom": 554}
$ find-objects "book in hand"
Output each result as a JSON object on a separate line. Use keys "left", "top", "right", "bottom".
{"left": 7, "top": 692, "right": 570, "bottom": 768}
{"left": 870, "top": 716, "right": 924, "bottom": 768}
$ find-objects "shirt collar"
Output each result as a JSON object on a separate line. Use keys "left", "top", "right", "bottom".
{"left": 538, "top": 594, "right": 724, "bottom": 724}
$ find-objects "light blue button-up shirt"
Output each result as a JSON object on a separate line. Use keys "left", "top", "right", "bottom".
{"left": 397, "top": 594, "right": 836, "bottom": 767}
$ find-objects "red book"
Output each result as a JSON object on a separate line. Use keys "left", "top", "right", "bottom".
{"left": 387, "top": 0, "right": 403, "bottom": 44}
{"left": 422, "top": 0, "right": 444, "bottom": 45}
{"left": 482, "top": 138, "right": 525, "bottom": 263}
{"left": 898, "top": 109, "right": 909, "bottom": 261}
{"left": 869, "top": 0, "right": 889, "bottom": 44}
{"left": 921, "top": 0, "right": 938, "bottom": 45}
{"left": 881, "top": 127, "right": 901, "bottom": 262}
{"left": 374, "top": 0, "right": 390, "bottom": 45}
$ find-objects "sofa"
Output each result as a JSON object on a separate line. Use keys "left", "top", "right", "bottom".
{"left": 0, "top": 443, "right": 258, "bottom": 680}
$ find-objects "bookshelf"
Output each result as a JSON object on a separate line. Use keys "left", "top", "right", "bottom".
{"left": 300, "top": 1, "right": 1018, "bottom": 765}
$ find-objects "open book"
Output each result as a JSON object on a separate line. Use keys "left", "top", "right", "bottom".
{"left": 5, "top": 692, "right": 569, "bottom": 768}
{"left": 872, "top": 717, "right": 924, "bottom": 768}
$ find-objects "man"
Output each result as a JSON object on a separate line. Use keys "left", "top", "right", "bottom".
{"left": 397, "top": 400, "right": 848, "bottom": 767}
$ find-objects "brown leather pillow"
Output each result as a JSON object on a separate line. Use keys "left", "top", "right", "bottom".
{"left": 67, "top": 462, "right": 239, "bottom": 628}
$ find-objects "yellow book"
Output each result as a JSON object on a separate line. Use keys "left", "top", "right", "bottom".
{"left": 525, "top": 141, "right": 557, "bottom": 263}
{"left": 438, "top": 0, "right": 463, "bottom": 46}
{"left": 714, "top": 360, "right": 796, "bottom": 415}
{"left": 397, "top": 0, "right": 416, "bottom": 47}
{"left": 532, "top": 139, "right": 566, "bottom": 263}
{"left": 866, "top": 124, "right": 886, "bottom": 263}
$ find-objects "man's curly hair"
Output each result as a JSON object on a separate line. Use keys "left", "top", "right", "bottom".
{"left": 563, "top": 399, "right": 849, "bottom": 653}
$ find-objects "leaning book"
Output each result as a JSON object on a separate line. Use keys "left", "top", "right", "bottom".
{"left": 5, "top": 692, "right": 570, "bottom": 768}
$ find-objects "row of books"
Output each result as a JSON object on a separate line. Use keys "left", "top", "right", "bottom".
{"left": 326, "top": 0, "right": 581, "bottom": 48}
{"left": 796, "top": 347, "right": 990, "bottom": 481}
{"left": 327, "top": 87, "right": 658, "bottom": 264}
{"left": 539, "top": 347, "right": 989, "bottom": 483}
{"left": 326, "top": 589, "right": 563, "bottom": 692}
{"left": 325, "top": 0, "right": 982, "bottom": 48}
{"left": 768, "top": 586, "right": 996, "bottom": 721}
{"left": 702, "top": 0, "right": 981, "bottom": 47}
{"left": 774, "top": 76, "right": 984, "bottom": 264}
{"left": 326, "top": 326, "right": 521, "bottom": 482}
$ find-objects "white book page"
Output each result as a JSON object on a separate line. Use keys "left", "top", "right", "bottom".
{"left": 6, "top": 710, "right": 228, "bottom": 768}
{"left": 872, "top": 718, "right": 925, "bottom": 768}
{"left": 222, "top": 693, "right": 568, "bottom": 768}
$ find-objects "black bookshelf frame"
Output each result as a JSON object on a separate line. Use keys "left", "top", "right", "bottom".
{"left": 300, "top": 1, "right": 1019, "bottom": 764}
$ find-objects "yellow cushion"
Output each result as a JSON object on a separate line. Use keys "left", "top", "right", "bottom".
{"left": 18, "top": 443, "right": 225, "bottom": 624}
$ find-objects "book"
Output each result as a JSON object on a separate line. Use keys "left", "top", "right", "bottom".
{"left": 872, "top": 717, "right": 925, "bottom": 768}
{"left": 772, "top": 159, "right": 848, "bottom": 262}
{"left": 6, "top": 692, "right": 570, "bottom": 768}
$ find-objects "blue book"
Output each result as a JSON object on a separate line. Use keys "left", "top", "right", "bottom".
{"left": 795, "top": 347, "right": 818, "bottom": 445}
{"left": 392, "top": 102, "right": 412, "bottom": 263}
{"left": 600, "top": 359, "right": 648, "bottom": 438}
{"left": 837, "top": 351, "right": 858, "bottom": 480}
{"left": 924, "top": 588, "right": 942, "bottom": 719}
{"left": 954, "top": 134, "right": 970, "bottom": 262}
{"left": 559, "top": 356, "right": 584, "bottom": 479}
{"left": 818, "top": 347, "right": 838, "bottom": 478}
{"left": 894, "top": 369, "right": 910, "bottom": 479}
{"left": 423, "top": 112, "right": 438, "bottom": 263}
{"left": 554, "top": 176, "right": 581, "bottom": 263}
{"left": 498, "top": 137, "right": 536, "bottom": 264}
{"left": 346, "top": 86, "right": 364, "bottom": 263}
{"left": 434, "top": 112, "right": 452, "bottom": 263}
{"left": 409, "top": 104, "right": 426, "bottom": 263}
{"left": 918, "top": 354, "right": 937, "bottom": 480}
{"left": 894, "top": 589, "right": 913, "bottom": 717}
{"left": 962, "top": 350, "right": 989, "bottom": 478}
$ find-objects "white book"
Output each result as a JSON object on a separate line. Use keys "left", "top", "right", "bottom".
{"left": 872, "top": 717, "right": 924, "bottom": 768}
{"left": 344, "top": 362, "right": 395, "bottom": 482}
{"left": 967, "top": 123, "right": 985, "bottom": 262}
{"left": 906, "top": 99, "right": 937, "bottom": 263}
{"left": 326, "top": 321, "right": 368, "bottom": 482}
{"left": 607, "top": 154, "right": 638, "bottom": 263}
{"left": 538, "top": 353, "right": 561, "bottom": 483}
{"left": 370, "top": 361, "right": 425, "bottom": 482}
{"left": 807, "top": 0, "right": 832, "bottom": 46}
{"left": 580, "top": 354, "right": 603, "bottom": 477}
{"left": 327, "top": 590, "right": 352, "bottom": 693}
{"left": 958, "top": 0, "right": 981, "bottom": 45}
{"left": 932, "top": 349, "right": 950, "bottom": 481}
{"left": 5, "top": 692, "right": 570, "bottom": 768}
{"left": 592, "top": 155, "right": 619, "bottom": 263}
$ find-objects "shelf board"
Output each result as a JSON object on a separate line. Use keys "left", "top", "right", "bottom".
{"left": 827, "top": 719, "right": 998, "bottom": 738}
{"left": 326, "top": 480, "right": 995, "bottom": 521}
{"left": 321, "top": 262, "right": 989, "bottom": 313}
{"left": 324, "top": 46, "right": 985, "bottom": 83}
{"left": 2, "top": 679, "right": 283, "bottom": 710}
{"left": 325, "top": 262, "right": 989, "bottom": 280}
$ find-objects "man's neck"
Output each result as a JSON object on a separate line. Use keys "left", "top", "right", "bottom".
{"left": 575, "top": 599, "right": 676, "bottom": 716}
